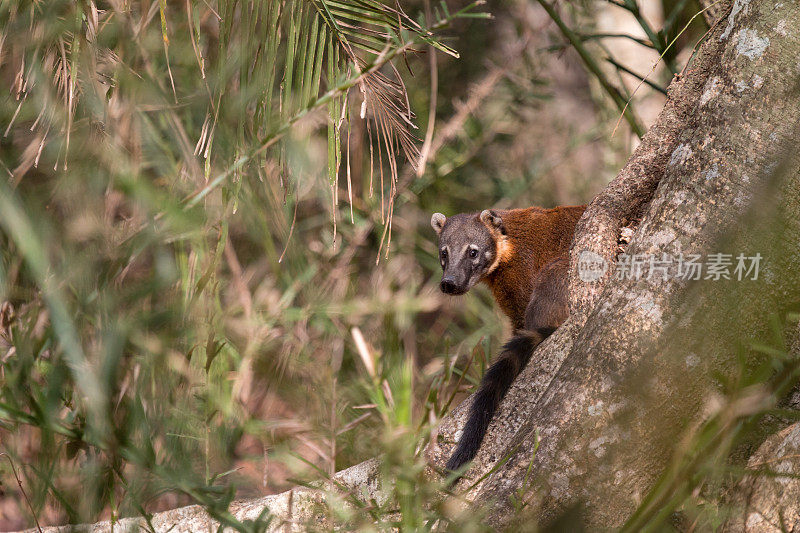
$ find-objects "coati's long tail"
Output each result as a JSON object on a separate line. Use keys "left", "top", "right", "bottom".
{"left": 445, "top": 328, "right": 554, "bottom": 474}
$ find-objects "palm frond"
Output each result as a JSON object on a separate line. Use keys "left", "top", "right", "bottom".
{"left": 3, "top": 0, "right": 488, "bottom": 246}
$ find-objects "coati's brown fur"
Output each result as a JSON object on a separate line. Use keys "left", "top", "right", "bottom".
{"left": 431, "top": 204, "right": 586, "bottom": 474}
{"left": 480, "top": 206, "right": 586, "bottom": 329}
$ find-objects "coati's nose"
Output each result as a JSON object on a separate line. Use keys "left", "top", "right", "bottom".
{"left": 440, "top": 278, "right": 457, "bottom": 294}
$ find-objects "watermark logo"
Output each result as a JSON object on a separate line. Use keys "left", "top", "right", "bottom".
{"left": 615, "top": 252, "right": 762, "bottom": 281}
{"left": 577, "top": 250, "right": 609, "bottom": 282}
{"left": 576, "top": 251, "right": 763, "bottom": 282}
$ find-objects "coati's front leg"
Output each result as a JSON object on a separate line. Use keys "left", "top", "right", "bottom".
{"left": 445, "top": 257, "right": 570, "bottom": 474}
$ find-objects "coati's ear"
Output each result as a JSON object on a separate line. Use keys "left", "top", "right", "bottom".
{"left": 480, "top": 209, "right": 506, "bottom": 236}
{"left": 431, "top": 213, "right": 446, "bottom": 235}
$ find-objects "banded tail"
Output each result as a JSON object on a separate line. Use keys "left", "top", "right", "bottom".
{"left": 446, "top": 328, "right": 554, "bottom": 474}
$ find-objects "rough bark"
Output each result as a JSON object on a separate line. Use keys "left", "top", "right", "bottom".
{"left": 699, "top": 0, "right": 732, "bottom": 27}
{"left": 726, "top": 423, "right": 800, "bottom": 532}
{"left": 25, "top": 0, "right": 800, "bottom": 530}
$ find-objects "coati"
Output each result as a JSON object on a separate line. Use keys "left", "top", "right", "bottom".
{"left": 430, "top": 205, "right": 586, "bottom": 473}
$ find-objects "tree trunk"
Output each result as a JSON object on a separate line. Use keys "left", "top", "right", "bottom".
{"left": 725, "top": 422, "right": 800, "bottom": 532}
{"left": 25, "top": 0, "right": 800, "bottom": 530}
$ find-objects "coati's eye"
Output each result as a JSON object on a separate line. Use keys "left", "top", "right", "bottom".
{"left": 469, "top": 248, "right": 478, "bottom": 259}
{"left": 441, "top": 249, "right": 448, "bottom": 260}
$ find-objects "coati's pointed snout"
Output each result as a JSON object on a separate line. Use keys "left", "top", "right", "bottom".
{"left": 440, "top": 276, "right": 468, "bottom": 295}
{"left": 440, "top": 277, "right": 457, "bottom": 294}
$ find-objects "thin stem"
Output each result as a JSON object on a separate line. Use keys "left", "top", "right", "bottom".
{"left": 577, "top": 32, "right": 654, "bottom": 48}
{"left": 620, "top": 0, "right": 678, "bottom": 73}
{"left": 1, "top": 453, "right": 43, "bottom": 533}
{"left": 416, "top": 0, "right": 438, "bottom": 177}
{"left": 606, "top": 57, "right": 668, "bottom": 95}
{"left": 535, "top": 0, "right": 645, "bottom": 138}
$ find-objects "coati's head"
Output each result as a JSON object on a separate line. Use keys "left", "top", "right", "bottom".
{"left": 430, "top": 209, "right": 507, "bottom": 295}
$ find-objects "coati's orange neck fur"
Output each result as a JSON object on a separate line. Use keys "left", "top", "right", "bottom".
{"left": 481, "top": 205, "right": 586, "bottom": 329}
{"left": 485, "top": 235, "right": 513, "bottom": 275}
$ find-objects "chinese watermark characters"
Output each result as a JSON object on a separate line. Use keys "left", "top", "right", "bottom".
{"left": 577, "top": 252, "right": 762, "bottom": 282}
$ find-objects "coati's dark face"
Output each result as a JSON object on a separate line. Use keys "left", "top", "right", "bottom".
{"left": 430, "top": 210, "right": 506, "bottom": 295}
